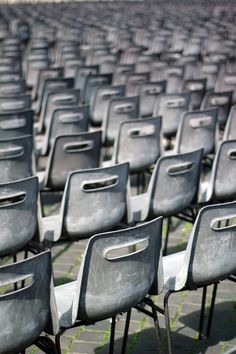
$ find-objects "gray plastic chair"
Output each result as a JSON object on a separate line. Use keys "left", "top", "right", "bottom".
{"left": 223, "top": 105, "right": 236, "bottom": 140}
{"left": 113, "top": 117, "right": 162, "bottom": 173}
{"left": 0, "top": 250, "right": 53, "bottom": 354}
{"left": 125, "top": 72, "right": 149, "bottom": 96}
{"left": 138, "top": 81, "right": 166, "bottom": 117}
{"left": 0, "top": 110, "right": 33, "bottom": 139}
{"left": 175, "top": 109, "right": 218, "bottom": 156}
{"left": 153, "top": 92, "right": 190, "bottom": 137}
{"left": 0, "top": 135, "right": 33, "bottom": 183}
{"left": 83, "top": 73, "right": 112, "bottom": 104}
{"left": 39, "top": 131, "right": 102, "bottom": 191}
{"left": 33, "top": 67, "right": 63, "bottom": 102}
{"left": 215, "top": 71, "right": 236, "bottom": 104}
{"left": 0, "top": 80, "right": 26, "bottom": 97}
{"left": 103, "top": 96, "right": 139, "bottom": 145}
{"left": 74, "top": 65, "right": 99, "bottom": 94}
{"left": 201, "top": 90, "right": 232, "bottom": 128}
{"left": 162, "top": 201, "right": 236, "bottom": 353}
{"left": 42, "top": 163, "right": 129, "bottom": 242}
{"left": 0, "top": 176, "right": 38, "bottom": 256}
{"left": 90, "top": 85, "right": 125, "bottom": 126}
{"left": 48, "top": 216, "right": 163, "bottom": 354}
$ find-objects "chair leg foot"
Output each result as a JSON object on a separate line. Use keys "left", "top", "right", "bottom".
{"left": 164, "top": 291, "right": 173, "bottom": 354}
{"left": 206, "top": 283, "right": 218, "bottom": 338}
{"left": 109, "top": 316, "right": 116, "bottom": 354}
{"left": 198, "top": 286, "right": 207, "bottom": 340}
{"left": 121, "top": 310, "right": 131, "bottom": 354}
{"left": 55, "top": 331, "right": 62, "bottom": 354}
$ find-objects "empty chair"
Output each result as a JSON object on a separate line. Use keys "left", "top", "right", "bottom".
{"left": 74, "top": 65, "right": 99, "bottom": 93}
{"left": 0, "top": 250, "right": 53, "bottom": 353}
{"left": 103, "top": 96, "right": 139, "bottom": 145}
{"left": 39, "top": 131, "right": 102, "bottom": 191}
{"left": 83, "top": 73, "right": 112, "bottom": 104}
{"left": 113, "top": 117, "right": 162, "bottom": 173}
{"left": 201, "top": 91, "right": 232, "bottom": 128}
{"left": 153, "top": 92, "right": 190, "bottom": 137}
{"left": 33, "top": 67, "right": 63, "bottom": 101}
{"left": 90, "top": 85, "right": 125, "bottom": 126}
{"left": 125, "top": 72, "right": 149, "bottom": 96}
{"left": 162, "top": 201, "right": 236, "bottom": 353}
{"left": 138, "top": 81, "right": 166, "bottom": 117}
{"left": 0, "top": 109, "right": 33, "bottom": 139}
{"left": 0, "top": 135, "right": 33, "bottom": 182}
{"left": 42, "top": 163, "right": 129, "bottom": 241}
{"left": 175, "top": 109, "right": 218, "bottom": 156}
{"left": 0, "top": 176, "right": 38, "bottom": 256}
{"left": 194, "top": 62, "right": 220, "bottom": 90}
{"left": 223, "top": 105, "right": 236, "bottom": 140}
{"left": 48, "top": 216, "right": 163, "bottom": 354}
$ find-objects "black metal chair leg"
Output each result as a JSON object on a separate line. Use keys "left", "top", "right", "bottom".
{"left": 206, "top": 283, "right": 218, "bottom": 338}
{"left": 109, "top": 316, "right": 116, "bottom": 354}
{"left": 163, "top": 217, "right": 171, "bottom": 256}
{"left": 55, "top": 330, "right": 62, "bottom": 354}
{"left": 36, "top": 336, "right": 57, "bottom": 354}
{"left": 121, "top": 310, "right": 131, "bottom": 354}
{"left": 198, "top": 286, "right": 207, "bottom": 340}
{"left": 164, "top": 290, "right": 173, "bottom": 354}
{"left": 150, "top": 302, "right": 163, "bottom": 354}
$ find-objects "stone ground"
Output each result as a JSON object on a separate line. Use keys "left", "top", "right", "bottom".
{"left": 24, "top": 196, "right": 236, "bottom": 354}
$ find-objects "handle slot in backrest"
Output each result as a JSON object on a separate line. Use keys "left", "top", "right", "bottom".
{"left": 202, "top": 65, "right": 218, "bottom": 74}
{"left": 189, "top": 115, "right": 213, "bottom": 128}
{"left": 0, "top": 191, "right": 26, "bottom": 206}
{"left": 105, "top": 237, "right": 149, "bottom": 261}
{"left": 129, "top": 76, "right": 146, "bottom": 83}
{"left": 82, "top": 175, "right": 119, "bottom": 192}
{"left": 90, "top": 78, "right": 107, "bottom": 85}
{"left": 1, "top": 101, "right": 26, "bottom": 110}
{"left": 0, "top": 84, "right": 22, "bottom": 94}
{"left": 146, "top": 87, "right": 163, "bottom": 95}
{"left": 0, "top": 118, "right": 26, "bottom": 130}
{"left": 47, "top": 82, "right": 67, "bottom": 90}
{"left": 165, "top": 98, "right": 186, "bottom": 108}
{"left": 115, "top": 103, "right": 134, "bottom": 113}
{"left": 101, "top": 90, "right": 120, "bottom": 98}
{"left": 166, "top": 68, "right": 182, "bottom": 76}
{"left": 59, "top": 113, "right": 83, "bottom": 124}
{"left": 167, "top": 161, "right": 194, "bottom": 176}
{"left": 52, "top": 94, "right": 76, "bottom": 104}
{"left": 227, "top": 149, "right": 236, "bottom": 159}
{"left": 0, "top": 145, "right": 24, "bottom": 159}
{"left": 64, "top": 140, "right": 94, "bottom": 153}
{"left": 211, "top": 215, "right": 236, "bottom": 231}
{"left": 224, "top": 76, "right": 236, "bottom": 85}
{"left": 187, "top": 83, "right": 204, "bottom": 91}
{"left": 0, "top": 275, "right": 34, "bottom": 297}
{"left": 210, "top": 96, "right": 229, "bottom": 105}
{"left": 128, "top": 125, "right": 156, "bottom": 138}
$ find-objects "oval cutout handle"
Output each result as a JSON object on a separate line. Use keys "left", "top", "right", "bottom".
{"left": 128, "top": 125, "right": 156, "bottom": 138}
{"left": 0, "top": 118, "right": 26, "bottom": 130}
{"left": 202, "top": 65, "right": 217, "bottom": 74}
{"left": 166, "top": 98, "right": 186, "bottom": 108}
{"left": 210, "top": 96, "right": 229, "bottom": 105}
{"left": 227, "top": 149, "right": 236, "bottom": 160}
{"left": 189, "top": 116, "right": 213, "bottom": 128}
{"left": 0, "top": 275, "right": 34, "bottom": 297}
{"left": 64, "top": 140, "right": 94, "bottom": 153}
{"left": 0, "top": 191, "right": 26, "bottom": 206}
{"left": 115, "top": 104, "right": 134, "bottom": 113}
{"left": 59, "top": 113, "right": 83, "bottom": 124}
{"left": 167, "top": 161, "right": 194, "bottom": 176}
{"left": 1, "top": 101, "right": 26, "bottom": 110}
{"left": 90, "top": 78, "right": 108, "bottom": 85}
{"left": 211, "top": 216, "right": 236, "bottom": 231}
{"left": 224, "top": 76, "right": 236, "bottom": 85}
{"left": 52, "top": 94, "right": 76, "bottom": 104}
{"left": 101, "top": 90, "right": 120, "bottom": 98}
{"left": 146, "top": 87, "right": 163, "bottom": 95}
{"left": 187, "top": 83, "right": 204, "bottom": 91}
{"left": 0, "top": 145, "right": 24, "bottom": 159}
{"left": 105, "top": 237, "right": 149, "bottom": 261}
{"left": 82, "top": 175, "right": 118, "bottom": 192}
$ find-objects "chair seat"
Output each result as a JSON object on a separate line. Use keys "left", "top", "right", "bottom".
{"left": 55, "top": 280, "right": 78, "bottom": 328}
{"left": 163, "top": 250, "right": 186, "bottom": 291}
{"left": 130, "top": 193, "right": 149, "bottom": 223}
{"left": 42, "top": 215, "right": 61, "bottom": 242}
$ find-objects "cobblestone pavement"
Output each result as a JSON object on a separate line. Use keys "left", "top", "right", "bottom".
{"left": 26, "top": 202, "right": 236, "bottom": 354}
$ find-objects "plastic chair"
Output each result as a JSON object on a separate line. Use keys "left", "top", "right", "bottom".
{"left": 161, "top": 201, "right": 236, "bottom": 353}
{"left": 153, "top": 92, "right": 190, "bottom": 137}
{"left": 113, "top": 117, "right": 162, "bottom": 173}
{"left": 0, "top": 135, "right": 33, "bottom": 182}
{"left": 83, "top": 73, "right": 112, "bottom": 104}
{"left": 39, "top": 131, "right": 102, "bottom": 191}
{"left": 0, "top": 250, "right": 54, "bottom": 354}
{"left": 103, "top": 96, "right": 139, "bottom": 145}
{"left": 42, "top": 162, "right": 129, "bottom": 242}
{"left": 175, "top": 109, "right": 218, "bottom": 156}
{"left": 48, "top": 216, "right": 163, "bottom": 354}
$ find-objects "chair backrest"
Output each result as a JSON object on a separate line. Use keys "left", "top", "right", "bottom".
{"left": 184, "top": 201, "right": 236, "bottom": 288}
{"left": 45, "top": 131, "right": 102, "bottom": 190}
{"left": 83, "top": 73, "right": 112, "bottom": 104}
{"left": 0, "top": 176, "right": 38, "bottom": 255}
{"left": 153, "top": 92, "right": 190, "bottom": 137}
{"left": 112, "top": 64, "right": 134, "bottom": 85}
{"left": 77, "top": 216, "right": 163, "bottom": 322}
{"left": 215, "top": 72, "right": 236, "bottom": 104}
{"left": 148, "top": 149, "right": 202, "bottom": 217}
{"left": 175, "top": 109, "right": 218, "bottom": 156}
{"left": 0, "top": 135, "right": 33, "bottom": 182}
{"left": 208, "top": 140, "right": 236, "bottom": 202}
{"left": 113, "top": 117, "right": 162, "bottom": 173}
{"left": 0, "top": 110, "right": 33, "bottom": 139}
{"left": 103, "top": 96, "right": 139, "bottom": 145}
{"left": 138, "top": 81, "right": 166, "bottom": 117}
{"left": 74, "top": 65, "right": 99, "bottom": 92}
{"left": 201, "top": 90, "right": 232, "bottom": 127}
{"left": 33, "top": 67, "right": 63, "bottom": 101}
{"left": 0, "top": 251, "right": 51, "bottom": 352}
{"left": 62, "top": 163, "right": 129, "bottom": 239}
{"left": 223, "top": 105, "right": 236, "bottom": 140}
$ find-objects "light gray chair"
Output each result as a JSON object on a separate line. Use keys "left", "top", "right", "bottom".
{"left": 0, "top": 250, "right": 54, "bottom": 354}
{"left": 161, "top": 201, "right": 236, "bottom": 353}
{"left": 42, "top": 162, "right": 129, "bottom": 242}
{"left": 48, "top": 216, "right": 163, "bottom": 354}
